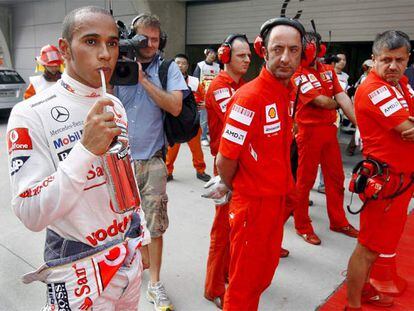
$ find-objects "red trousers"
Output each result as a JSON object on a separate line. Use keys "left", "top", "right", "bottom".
{"left": 204, "top": 202, "right": 230, "bottom": 299}
{"left": 165, "top": 128, "right": 206, "bottom": 175}
{"left": 223, "top": 192, "right": 285, "bottom": 311}
{"left": 205, "top": 158, "right": 230, "bottom": 299}
{"left": 294, "top": 124, "right": 349, "bottom": 234}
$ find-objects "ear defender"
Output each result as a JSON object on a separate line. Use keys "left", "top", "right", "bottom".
{"left": 218, "top": 34, "right": 249, "bottom": 63}
{"left": 301, "top": 41, "right": 317, "bottom": 67}
{"left": 218, "top": 43, "right": 232, "bottom": 64}
{"left": 254, "top": 36, "right": 265, "bottom": 58}
{"left": 318, "top": 43, "right": 327, "bottom": 58}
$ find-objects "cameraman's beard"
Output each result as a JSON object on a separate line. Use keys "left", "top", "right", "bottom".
{"left": 137, "top": 49, "right": 158, "bottom": 64}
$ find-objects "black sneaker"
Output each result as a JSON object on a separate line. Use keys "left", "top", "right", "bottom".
{"left": 196, "top": 172, "right": 211, "bottom": 182}
{"left": 167, "top": 174, "right": 173, "bottom": 182}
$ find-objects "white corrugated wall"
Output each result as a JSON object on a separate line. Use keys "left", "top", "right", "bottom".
{"left": 187, "top": 0, "right": 414, "bottom": 44}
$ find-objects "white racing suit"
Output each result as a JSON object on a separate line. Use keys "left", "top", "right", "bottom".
{"left": 7, "top": 72, "right": 149, "bottom": 310}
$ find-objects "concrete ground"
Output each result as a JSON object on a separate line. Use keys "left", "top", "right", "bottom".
{"left": 0, "top": 110, "right": 411, "bottom": 311}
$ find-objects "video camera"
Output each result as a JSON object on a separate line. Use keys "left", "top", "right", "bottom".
{"left": 110, "top": 20, "right": 148, "bottom": 86}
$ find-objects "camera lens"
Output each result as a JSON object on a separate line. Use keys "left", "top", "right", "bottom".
{"left": 116, "top": 64, "right": 130, "bottom": 78}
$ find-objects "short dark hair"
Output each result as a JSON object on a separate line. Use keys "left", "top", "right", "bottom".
{"left": 174, "top": 53, "right": 189, "bottom": 62}
{"left": 372, "top": 30, "right": 411, "bottom": 56}
{"left": 324, "top": 54, "right": 340, "bottom": 64}
{"left": 305, "top": 32, "right": 321, "bottom": 47}
{"left": 132, "top": 13, "right": 161, "bottom": 33}
{"left": 62, "top": 6, "right": 113, "bottom": 43}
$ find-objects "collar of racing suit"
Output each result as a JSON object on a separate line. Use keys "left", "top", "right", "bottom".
{"left": 60, "top": 72, "right": 103, "bottom": 98}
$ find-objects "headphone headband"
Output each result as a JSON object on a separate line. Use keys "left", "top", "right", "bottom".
{"left": 131, "top": 13, "right": 148, "bottom": 30}
{"left": 352, "top": 159, "right": 384, "bottom": 175}
{"left": 259, "top": 17, "right": 305, "bottom": 41}
{"left": 223, "top": 33, "right": 249, "bottom": 46}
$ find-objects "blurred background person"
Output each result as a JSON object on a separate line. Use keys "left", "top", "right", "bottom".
{"left": 193, "top": 47, "right": 220, "bottom": 147}
{"left": 24, "top": 44, "right": 64, "bottom": 99}
{"left": 165, "top": 53, "right": 211, "bottom": 182}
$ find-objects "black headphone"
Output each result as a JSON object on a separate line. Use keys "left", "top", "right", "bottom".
{"left": 130, "top": 13, "right": 167, "bottom": 51}
{"left": 218, "top": 34, "right": 249, "bottom": 64}
{"left": 254, "top": 17, "right": 306, "bottom": 58}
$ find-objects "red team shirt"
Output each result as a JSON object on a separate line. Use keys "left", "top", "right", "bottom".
{"left": 219, "top": 67, "right": 294, "bottom": 196}
{"left": 292, "top": 63, "right": 343, "bottom": 125}
{"left": 355, "top": 70, "right": 414, "bottom": 173}
{"left": 205, "top": 71, "right": 245, "bottom": 157}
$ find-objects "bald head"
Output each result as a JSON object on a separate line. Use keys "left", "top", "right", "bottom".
{"left": 62, "top": 6, "right": 114, "bottom": 43}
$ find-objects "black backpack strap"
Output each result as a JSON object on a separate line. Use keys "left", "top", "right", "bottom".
{"left": 158, "top": 59, "right": 174, "bottom": 90}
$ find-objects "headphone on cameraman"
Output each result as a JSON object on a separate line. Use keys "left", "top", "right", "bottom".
{"left": 253, "top": 17, "right": 306, "bottom": 59}
{"left": 130, "top": 13, "right": 168, "bottom": 51}
{"left": 218, "top": 34, "right": 249, "bottom": 64}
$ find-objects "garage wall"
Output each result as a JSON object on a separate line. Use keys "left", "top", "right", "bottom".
{"left": 11, "top": 0, "right": 185, "bottom": 84}
{"left": 187, "top": 0, "right": 414, "bottom": 44}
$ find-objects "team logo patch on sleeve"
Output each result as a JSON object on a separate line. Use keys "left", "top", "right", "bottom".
{"left": 324, "top": 71, "right": 333, "bottom": 80}
{"left": 368, "top": 86, "right": 392, "bottom": 105}
{"left": 213, "top": 88, "right": 231, "bottom": 101}
{"left": 7, "top": 128, "right": 33, "bottom": 154}
{"left": 294, "top": 76, "right": 302, "bottom": 86}
{"left": 229, "top": 104, "right": 255, "bottom": 125}
{"left": 379, "top": 98, "right": 403, "bottom": 116}
{"left": 10, "top": 156, "right": 30, "bottom": 176}
{"left": 265, "top": 103, "right": 279, "bottom": 123}
{"left": 300, "top": 82, "right": 313, "bottom": 94}
{"left": 222, "top": 124, "right": 247, "bottom": 145}
{"left": 219, "top": 98, "right": 231, "bottom": 113}
{"left": 249, "top": 144, "right": 258, "bottom": 161}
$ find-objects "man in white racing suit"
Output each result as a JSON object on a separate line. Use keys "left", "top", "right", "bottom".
{"left": 7, "top": 6, "right": 148, "bottom": 310}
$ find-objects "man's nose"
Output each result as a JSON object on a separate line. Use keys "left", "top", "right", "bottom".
{"left": 389, "top": 60, "right": 398, "bottom": 70}
{"left": 280, "top": 49, "right": 290, "bottom": 63}
{"left": 99, "top": 43, "right": 111, "bottom": 60}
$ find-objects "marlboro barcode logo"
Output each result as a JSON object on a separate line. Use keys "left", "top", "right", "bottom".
{"left": 229, "top": 104, "right": 255, "bottom": 126}
{"left": 368, "top": 86, "right": 392, "bottom": 105}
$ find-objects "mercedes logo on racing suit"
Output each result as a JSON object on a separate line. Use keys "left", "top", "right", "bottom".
{"left": 51, "top": 106, "right": 70, "bottom": 122}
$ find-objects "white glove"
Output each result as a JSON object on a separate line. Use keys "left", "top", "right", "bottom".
{"left": 202, "top": 175, "right": 231, "bottom": 205}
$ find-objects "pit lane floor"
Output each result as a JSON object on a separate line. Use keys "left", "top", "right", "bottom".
{"left": 0, "top": 112, "right": 412, "bottom": 311}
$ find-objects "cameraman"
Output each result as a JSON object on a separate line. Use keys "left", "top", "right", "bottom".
{"left": 115, "top": 13, "right": 187, "bottom": 311}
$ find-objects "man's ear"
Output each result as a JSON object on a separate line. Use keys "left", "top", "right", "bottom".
{"left": 371, "top": 54, "right": 376, "bottom": 65}
{"left": 59, "top": 38, "right": 71, "bottom": 61}
{"left": 262, "top": 45, "right": 268, "bottom": 61}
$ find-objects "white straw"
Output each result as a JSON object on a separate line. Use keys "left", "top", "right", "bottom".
{"left": 100, "top": 69, "right": 107, "bottom": 96}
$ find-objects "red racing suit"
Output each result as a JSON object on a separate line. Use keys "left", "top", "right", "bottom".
{"left": 218, "top": 67, "right": 294, "bottom": 310}
{"left": 7, "top": 72, "right": 149, "bottom": 310}
{"left": 291, "top": 63, "right": 351, "bottom": 234}
{"left": 203, "top": 71, "right": 245, "bottom": 300}
{"left": 355, "top": 70, "right": 414, "bottom": 254}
